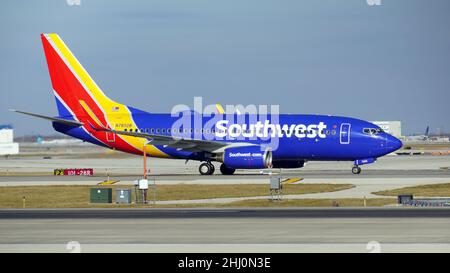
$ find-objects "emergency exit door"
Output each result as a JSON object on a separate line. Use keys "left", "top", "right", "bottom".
{"left": 340, "top": 123, "right": 351, "bottom": 144}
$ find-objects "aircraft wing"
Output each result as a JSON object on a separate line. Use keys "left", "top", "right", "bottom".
{"left": 89, "top": 123, "right": 254, "bottom": 153}
{"left": 10, "top": 109, "right": 84, "bottom": 127}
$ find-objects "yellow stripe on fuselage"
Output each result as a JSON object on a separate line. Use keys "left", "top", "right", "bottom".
{"left": 47, "top": 34, "right": 169, "bottom": 158}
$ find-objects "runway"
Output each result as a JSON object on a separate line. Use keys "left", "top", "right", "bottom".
{"left": 1, "top": 153, "right": 449, "bottom": 252}
{"left": 1, "top": 209, "right": 450, "bottom": 252}
{"left": 0, "top": 169, "right": 448, "bottom": 182}
{"left": 1, "top": 154, "right": 449, "bottom": 176}
{"left": 2, "top": 208, "right": 450, "bottom": 218}
{"left": 1, "top": 156, "right": 449, "bottom": 201}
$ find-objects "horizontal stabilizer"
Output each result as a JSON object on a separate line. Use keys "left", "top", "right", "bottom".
{"left": 10, "top": 109, "right": 84, "bottom": 127}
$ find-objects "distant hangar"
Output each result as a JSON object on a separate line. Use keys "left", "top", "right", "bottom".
{"left": 0, "top": 125, "right": 19, "bottom": 156}
{"left": 371, "top": 121, "right": 402, "bottom": 138}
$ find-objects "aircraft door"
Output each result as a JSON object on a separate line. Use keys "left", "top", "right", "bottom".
{"left": 340, "top": 123, "right": 351, "bottom": 144}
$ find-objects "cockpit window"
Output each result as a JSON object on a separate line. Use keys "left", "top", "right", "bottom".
{"left": 363, "top": 128, "right": 384, "bottom": 135}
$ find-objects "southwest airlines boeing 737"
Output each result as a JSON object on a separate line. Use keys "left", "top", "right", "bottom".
{"left": 12, "top": 34, "right": 402, "bottom": 175}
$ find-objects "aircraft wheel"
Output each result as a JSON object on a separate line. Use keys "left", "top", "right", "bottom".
{"left": 352, "top": 166, "right": 361, "bottom": 175}
{"left": 220, "top": 164, "right": 236, "bottom": 175}
{"left": 199, "top": 162, "right": 213, "bottom": 175}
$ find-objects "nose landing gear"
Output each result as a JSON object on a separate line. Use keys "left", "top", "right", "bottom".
{"left": 352, "top": 165, "right": 362, "bottom": 175}
{"left": 199, "top": 162, "right": 215, "bottom": 175}
{"left": 352, "top": 158, "right": 375, "bottom": 175}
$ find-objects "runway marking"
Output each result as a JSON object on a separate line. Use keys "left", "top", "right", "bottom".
{"left": 282, "top": 178, "right": 303, "bottom": 184}
{"left": 97, "top": 180, "right": 120, "bottom": 185}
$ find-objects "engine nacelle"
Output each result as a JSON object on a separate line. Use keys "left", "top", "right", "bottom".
{"left": 272, "top": 159, "right": 305, "bottom": 169}
{"left": 220, "top": 146, "right": 272, "bottom": 169}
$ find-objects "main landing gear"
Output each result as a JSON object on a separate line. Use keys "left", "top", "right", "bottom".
{"left": 198, "top": 162, "right": 236, "bottom": 175}
{"left": 220, "top": 164, "right": 235, "bottom": 175}
{"left": 199, "top": 162, "right": 215, "bottom": 175}
{"left": 352, "top": 165, "right": 362, "bottom": 175}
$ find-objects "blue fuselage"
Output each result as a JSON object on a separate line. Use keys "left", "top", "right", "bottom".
{"left": 56, "top": 108, "right": 402, "bottom": 163}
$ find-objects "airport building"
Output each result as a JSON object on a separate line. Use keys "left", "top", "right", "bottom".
{"left": 0, "top": 125, "right": 19, "bottom": 156}
{"left": 371, "top": 121, "right": 402, "bottom": 138}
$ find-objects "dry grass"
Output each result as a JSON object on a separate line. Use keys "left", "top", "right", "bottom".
{"left": 0, "top": 185, "right": 91, "bottom": 208}
{"left": 129, "top": 198, "right": 395, "bottom": 208}
{"left": 403, "top": 143, "right": 450, "bottom": 150}
{"left": 374, "top": 183, "right": 450, "bottom": 197}
{"left": 153, "top": 183, "right": 354, "bottom": 200}
{"left": 0, "top": 183, "right": 354, "bottom": 208}
{"left": 218, "top": 198, "right": 395, "bottom": 207}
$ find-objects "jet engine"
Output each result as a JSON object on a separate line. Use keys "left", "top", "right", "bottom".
{"left": 272, "top": 159, "right": 305, "bottom": 169}
{"left": 218, "top": 146, "right": 272, "bottom": 169}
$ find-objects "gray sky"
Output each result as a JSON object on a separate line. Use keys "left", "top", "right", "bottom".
{"left": 1, "top": 0, "right": 449, "bottom": 136}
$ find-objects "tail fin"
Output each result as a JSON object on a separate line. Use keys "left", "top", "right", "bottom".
{"left": 41, "top": 33, "right": 125, "bottom": 126}
{"left": 40, "top": 34, "right": 168, "bottom": 157}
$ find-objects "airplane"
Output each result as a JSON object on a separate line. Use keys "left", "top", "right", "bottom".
{"left": 406, "top": 126, "right": 430, "bottom": 142}
{"left": 12, "top": 33, "right": 403, "bottom": 175}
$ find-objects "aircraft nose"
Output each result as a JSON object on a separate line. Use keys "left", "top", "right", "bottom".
{"left": 385, "top": 134, "right": 402, "bottom": 152}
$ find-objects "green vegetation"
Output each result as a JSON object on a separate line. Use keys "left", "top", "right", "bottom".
{"left": 374, "top": 183, "right": 450, "bottom": 197}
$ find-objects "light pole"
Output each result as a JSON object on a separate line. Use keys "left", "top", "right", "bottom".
{"left": 143, "top": 140, "right": 152, "bottom": 179}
